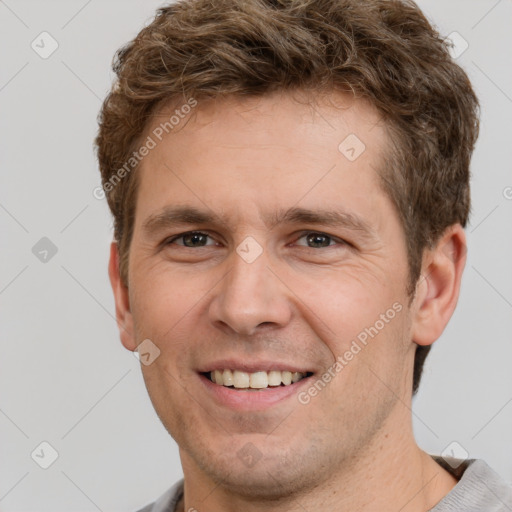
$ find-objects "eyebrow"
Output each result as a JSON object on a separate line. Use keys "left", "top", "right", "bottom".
{"left": 142, "top": 205, "right": 375, "bottom": 239}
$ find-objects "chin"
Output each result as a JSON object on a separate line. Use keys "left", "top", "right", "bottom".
{"left": 188, "top": 437, "right": 331, "bottom": 502}
{"left": 207, "top": 463, "right": 313, "bottom": 501}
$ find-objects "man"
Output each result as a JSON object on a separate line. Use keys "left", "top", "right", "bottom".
{"left": 95, "top": 0, "right": 511, "bottom": 510}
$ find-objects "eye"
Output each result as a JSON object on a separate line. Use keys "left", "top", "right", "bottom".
{"left": 165, "top": 231, "right": 345, "bottom": 250}
{"left": 166, "top": 231, "right": 217, "bottom": 248}
{"left": 293, "top": 231, "right": 344, "bottom": 249}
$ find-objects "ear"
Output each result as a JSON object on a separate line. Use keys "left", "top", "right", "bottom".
{"left": 108, "top": 242, "right": 137, "bottom": 351}
{"left": 411, "top": 224, "right": 467, "bottom": 346}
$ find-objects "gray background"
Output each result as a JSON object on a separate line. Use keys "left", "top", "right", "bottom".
{"left": 0, "top": 0, "right": 511, "bottom": 510}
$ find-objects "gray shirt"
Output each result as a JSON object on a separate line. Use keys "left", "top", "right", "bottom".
{"left": 136, "top": 457, "right": 512, "bottom": 512}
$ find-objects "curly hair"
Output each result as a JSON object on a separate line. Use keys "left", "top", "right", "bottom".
{"left": 95, "top": 0, "right": 480, "bottom": 394}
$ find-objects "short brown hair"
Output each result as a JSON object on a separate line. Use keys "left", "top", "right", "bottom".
{"left": 95, "top": 0, "right": 479, "bottom": 394}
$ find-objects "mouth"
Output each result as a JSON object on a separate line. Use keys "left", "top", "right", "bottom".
{"left": 197, "top": 361, "right": 317, "bottom": 410}
{"left": 201, "top": 369, "right": 314, "bottom": 391}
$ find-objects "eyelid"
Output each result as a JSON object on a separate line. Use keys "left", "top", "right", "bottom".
{"left": 163, "top": 229, "right": 347, "bottom": 248}
{"left": 165, "top": 230, "right": 217, "bottom": 246}
{"left": 291, "top": 230, "right": 346, "bottom": 247}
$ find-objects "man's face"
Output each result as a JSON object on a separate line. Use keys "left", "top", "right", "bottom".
{"left": 121, "top": 92, "right": 417, "bottom": 496}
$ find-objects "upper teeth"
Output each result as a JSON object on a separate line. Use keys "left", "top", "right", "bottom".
{"left": 210, "top": 370, "right": 307, "bottom": 389}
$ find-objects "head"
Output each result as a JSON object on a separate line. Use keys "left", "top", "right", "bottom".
{"left": 96, "top": 0, "right": 479, "bottom": 499}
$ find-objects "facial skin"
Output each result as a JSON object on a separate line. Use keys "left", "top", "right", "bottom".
{"left": 109, "top": 91, "right": 467, "bottom": 512}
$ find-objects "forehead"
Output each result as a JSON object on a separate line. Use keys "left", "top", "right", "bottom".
{"left": 133, "top": 91, "right": 391, "bottom": 230}
{"left": 146, "top": 90, "right": 385, "bottom": 152}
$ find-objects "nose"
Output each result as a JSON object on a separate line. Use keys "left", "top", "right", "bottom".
{"left": 208, "top": 247, "right": 292, "bottom": 336}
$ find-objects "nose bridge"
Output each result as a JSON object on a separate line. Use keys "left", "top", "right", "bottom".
{"left": 209, "top": 244, "right": 291, "bottom": 335}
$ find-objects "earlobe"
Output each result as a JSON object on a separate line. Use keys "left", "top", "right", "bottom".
{"left": 411, "top": 225, "right": 467, "bottom": 347}
{"left": 108, "top": 242, "right": 137, "bottom": 352}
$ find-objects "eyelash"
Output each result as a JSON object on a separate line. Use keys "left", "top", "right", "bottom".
{"left": 165, "top": 230, "right": 346, "bottom": 249}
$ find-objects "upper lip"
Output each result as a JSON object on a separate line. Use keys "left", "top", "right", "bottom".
{"left": 197, "top": 359, "right": 314, "bottom": 374}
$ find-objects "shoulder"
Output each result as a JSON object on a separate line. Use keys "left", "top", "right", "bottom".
{"left": 431, "top": 458, "right": 512, "bottom": 511}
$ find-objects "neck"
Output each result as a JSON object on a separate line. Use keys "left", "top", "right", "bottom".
{"left": 177, "top": 412, "right": 457, "bottom": 512}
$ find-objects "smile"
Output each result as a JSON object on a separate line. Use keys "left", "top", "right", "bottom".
{"left": 203, "top": 370, "right": 313, "bottom": 390}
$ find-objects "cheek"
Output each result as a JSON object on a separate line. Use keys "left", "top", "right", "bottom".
{"left": 288, "top": 265, "right": 404, "bottom": 336}
{"left": 128, "top": 272, "right": 204, "bottom": 381}
{"left": 289, "top": 267, "right": 411, "bottom": 395}
{"left": 130, "top": 261, "right": 197, "bottom": 332}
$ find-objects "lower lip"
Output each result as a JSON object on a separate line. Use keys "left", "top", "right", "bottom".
{"left": 198, "top": 373, "right": 313, "bottom": 411}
